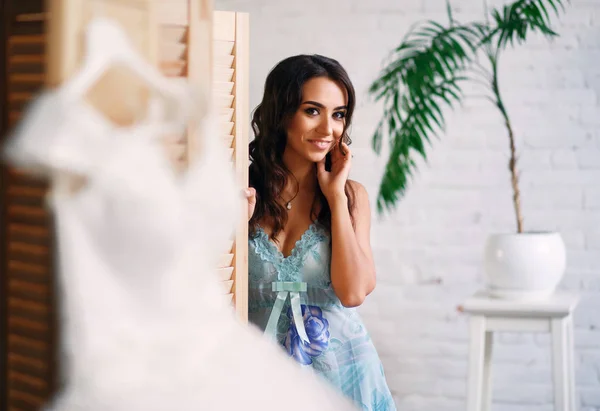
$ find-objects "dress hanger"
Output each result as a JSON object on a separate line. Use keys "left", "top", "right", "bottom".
{"left": 60, "top": 17, "right": 192, "bottom": 130}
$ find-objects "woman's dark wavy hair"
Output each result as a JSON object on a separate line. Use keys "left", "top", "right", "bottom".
{"left": 249, "top": 54, "right": 357, "bottom": 239}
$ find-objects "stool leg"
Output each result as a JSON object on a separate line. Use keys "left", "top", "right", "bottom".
{"left": 552, "top": 317, "right": 571, "bottom": 411}
{"left": 565, "top": 315, "right": 577, "bottom": 411}
{"left": 468, "top": 316, "right": 491, "bottom": 411}
{"left": 482, "top": 330, "right": 494, "bottom": 411}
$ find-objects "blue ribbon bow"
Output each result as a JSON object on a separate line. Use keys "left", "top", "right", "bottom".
{"left": 264, "top": 281, "right": 309, "bottom": 344}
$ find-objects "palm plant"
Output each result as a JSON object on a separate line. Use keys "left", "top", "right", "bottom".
{"left": 370, "top": 0, "right": 568, "bottom": 233}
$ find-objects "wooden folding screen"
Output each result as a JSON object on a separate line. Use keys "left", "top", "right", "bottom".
{"left": 0, "top": 1, "right": 249, "bottom": 409}
{"left": 156, "top": 3, "right": 249, "bottom": 322}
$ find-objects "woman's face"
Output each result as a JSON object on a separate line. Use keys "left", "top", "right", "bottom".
{"left": 284, "top": 76, "right": 348, "bottom": 164}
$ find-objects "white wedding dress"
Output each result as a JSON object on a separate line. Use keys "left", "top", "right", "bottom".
{"left": 3, "top": 17, "right": 356, "bottom": 411}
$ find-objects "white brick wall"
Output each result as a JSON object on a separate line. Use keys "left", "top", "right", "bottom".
{"left": 215, "top": 0, "right": 600, "bottom": 409}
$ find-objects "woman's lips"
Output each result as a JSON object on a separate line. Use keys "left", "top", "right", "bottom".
{"left": 307, "top": 140, "right": 332, "bottom": 150}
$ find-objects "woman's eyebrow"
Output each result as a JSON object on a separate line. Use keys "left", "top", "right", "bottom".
{"left": 302, "top": 100, "right": 348, "bottom": 110}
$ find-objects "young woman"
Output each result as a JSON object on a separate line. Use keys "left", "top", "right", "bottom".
{"left": 245, "top": 54, "right": 396, "bottom": 410}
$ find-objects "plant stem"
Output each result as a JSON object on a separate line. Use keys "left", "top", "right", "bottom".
{"left": 489, "top": 53, "right": 524, "bottom": 233}
{"left": 446, "top": 0, "right": 454, "bottom": 26}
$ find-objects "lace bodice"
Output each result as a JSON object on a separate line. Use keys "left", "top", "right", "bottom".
{"left": 250, "top": 223, "right": 329, "bottom": 283}
{"left": 248, "top": 222, "right": 345, "bottom": 314}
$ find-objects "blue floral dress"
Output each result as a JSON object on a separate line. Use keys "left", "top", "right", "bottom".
{"left": 248, "top": 222, "right": 396, "bottom": 411}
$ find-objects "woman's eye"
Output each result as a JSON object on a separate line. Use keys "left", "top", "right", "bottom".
{"left": 333, "top": 111, "right": 346, "bottom": 120}
{"left": 305, "top": 108, "right": 319, "bottom": 116}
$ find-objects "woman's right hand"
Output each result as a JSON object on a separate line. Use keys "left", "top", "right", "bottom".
{"left": 245, "top": 187, "right": 257, "bottom": 222}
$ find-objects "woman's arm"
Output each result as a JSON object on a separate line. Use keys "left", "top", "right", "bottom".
{"left": 329, "top": 180, "right": 376, "bottom": 307}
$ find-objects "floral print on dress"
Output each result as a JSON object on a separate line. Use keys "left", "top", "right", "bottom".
{"left": 284, "top": 304, "right": 330, "bottom": 365}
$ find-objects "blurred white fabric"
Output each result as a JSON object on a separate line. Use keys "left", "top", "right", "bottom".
{"left": 2, "top": 17, "right": 356, "bottom": 411}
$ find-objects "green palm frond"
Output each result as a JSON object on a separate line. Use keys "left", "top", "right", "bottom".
{"left": 369, "top": 20, "right": 480, "bottom": 212}
{"left": 377, "top": 77, "right": 467, "bottom": 210}
{"left": 488, "top": 0, "right": 567, "bottom": 47}
{"left": 370, "top": 0, "right": 568, "bottom": 213}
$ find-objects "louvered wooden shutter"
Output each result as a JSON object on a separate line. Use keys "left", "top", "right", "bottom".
{"left": 212, "top": 10, "right": 249, "bottom": 323}
{"left": 1, "top": 2, "right": 57, "bottom": 410}
{"left": 1, "top": 1, "right": 249, "bottom": 408}
{"left": 157, "top": 5, "right": 249, "bottom": 322}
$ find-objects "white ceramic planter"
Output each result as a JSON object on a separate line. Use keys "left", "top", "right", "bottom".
{"left": 484, "top": 232, "right": 566, "bottom": 300}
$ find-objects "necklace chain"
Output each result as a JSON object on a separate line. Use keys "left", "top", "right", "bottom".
{"left": 285, "top": 177, "right": 300, "bottom": 210}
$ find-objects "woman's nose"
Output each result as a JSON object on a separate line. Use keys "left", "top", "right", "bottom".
{"left": 315, "top": 116, "right": 333, "bottom": 136}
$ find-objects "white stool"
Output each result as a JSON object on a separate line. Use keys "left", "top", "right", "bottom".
{"left": 461, "top": 291, "right": 579, "bottom": 411}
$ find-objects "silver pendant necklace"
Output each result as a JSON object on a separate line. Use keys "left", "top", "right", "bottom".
{"left": 285, "top": 179, "right": 300, "bottom": 210}
{"left": 285, "top": 189, "right": 298, "bottom": 210}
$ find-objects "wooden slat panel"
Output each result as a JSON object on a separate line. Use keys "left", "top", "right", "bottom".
{"left": 213, "top": 40, "right": 234, "bottom": 56}
{"left": 160, "top": 25, "right": 187, "bottom": 43}
{"left": 9, "top": 224, "right": 49, "bottom": 238}
{"left": 8, "top": 241, "right": 49, "bottom": 254}
{"left": 214, "top": 54, "right": 234, "bottom": 68}
{"left": 222, "top": 135, "right": 234, "bottom": 148}
{"left": 7, "top": 186, "right": 46, "bottom": 199}
{"left": 214, "top": 93, "right": 234, "bottom": 109}
{"left": 8, "top": 353, "right": 48, "bottom": 376}
{"left": 217, "top": 267, "right": 234, "bottom": 282}
{"left": 213, "top": 67, "right": 234, "bottom": 82}
{"left": 213, "top": 80, "right": 234, "bottom": 95}
{"left": 9, "top": 55, "right": 45, "bottom": 65}
{"left": 9, "top": 298, "right": 50, "bottom": 317}
{"left": 220, "top": 121, "right": 234, "bottom": 135}
{"left": 7, "top": 388, "right": 46, "bottom": 408}
{"left": 221, "top": 280, "right": 234, "bottom": 294}
{"left": 219, "top": 107, "right": 234, "bottom": 121}
{"left": 15, "top": 12, "right": 49, "bottom": 22}
{"left": 221, "top": 135, "right": 234, "bottom": 147}
{"left": 8, "top": 261, "right": 49, "bottom": 276}
{"left": 217, "top": 253, "right": 234, "bottom": 268}
{"left": 160, "top": 60, "right": 186, "bottom": 77}
{"left": 7, "top": 34, "right": 45, "bottom": 45}
{"left": 7, "top": 205, "right": 48, "bottom": 219}
{"left": 3, "top": 14, "right": 53, "bottom": 409}
{"left": 8, "top": 317, "right": 49, "bottom": 338}
{"left": 8, "top": 73, "right": 45, "bottom": 84}
{"left": 8, "top": 280, "right": 49, "bottom": 299}
{"left": 8, "top": 371, "right": 48, "bottom": 395}
{"left": 8, "top": 335, "right": 49, "bottom": 356}
{"left": 8, "top": 92, "right": 34, "bottom": 103}
{"left": 160, "top": 42, "right": 186, "bottom": 62}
